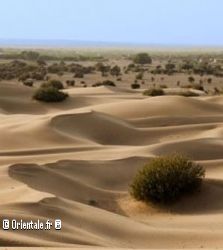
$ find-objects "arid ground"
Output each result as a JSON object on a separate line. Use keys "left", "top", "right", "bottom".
{"left": 1, "top": 49, "right": 223, "bottom": 249}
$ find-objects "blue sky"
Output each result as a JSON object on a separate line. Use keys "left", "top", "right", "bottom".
{"left": 0, "top": 0, "right": 222, "bottom": 46}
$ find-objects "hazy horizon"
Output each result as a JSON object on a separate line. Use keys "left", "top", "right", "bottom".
{"left": 0, "top": 38, "right": 223, "bottom": 50}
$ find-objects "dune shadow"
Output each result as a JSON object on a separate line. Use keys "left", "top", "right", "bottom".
{"left": 164, "top": 179, "right": 223, "bottom": 215}
{"left": 9, "top": 159, "right": 223, "bottom": 216}
{"left": 8, "top": 157, "right": 148, "bottom": 215}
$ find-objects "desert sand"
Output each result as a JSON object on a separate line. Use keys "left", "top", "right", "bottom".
{"left": 1, "top": 82, "right": 223, "bottom": 249}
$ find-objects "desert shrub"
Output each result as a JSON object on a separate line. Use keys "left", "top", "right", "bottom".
{"left": 66, "top": 80, "right": 75, "bottom": 86}
{"left": 31, "top": 71, "right": 46, "bottom": 81}
{"left": 18, "top": 73, "right": 30, "bottom": 82}
{"left": 131, "top": 83, "right": 140, "bottom": 89}
{"left": 143, "top": 88, "right": 164, "bottom": 96}
{"left": 130, "top": 154, "right": 205, "bottom": 204}
{"left": 110, "top": 65, "right": 121, "bottom": 76}
{"left": 95, "top": 62, "right": 110, "bottom": 76}
{"left": 192, "top": 84, "right": 204, "bottom": 91}
{"left": 214, "top": 87, "right": 223, "bottom": 95}
{"left": 188, "top": 76, "right": 195, "bottom": 83}
{"left": 47, "top": 63, "right": 65, "bottom": 74}
{"left": 164, "top": 63, "right": 176, "bottom": 74}
{"left": 92, "top": 80, "right": 116, "bottom": 87}
{"left": 74, "top": 72, "right": 84, "bottom": 78}
{"left": 23, "top": 79, "right": 34, "bottom": 87}
{"left": 207, "top": 78, "right": 212, "bottom": 84}
{"left": 33, "top": 87, "right": 68, "bottom": 102}
{"left": 37, "top": 59, "right": 46, "bottom": 66}
{"left": 180, "top": 91, "right": 200, "bottom": 97}
{"left": 21, "top": 50, "right": 39, "bottom": 60}
{"left": 41, "top": 80, "right": 64, "bottom": 90}
{"left": 133, "top": 53, "right": 152, "bottom": 64}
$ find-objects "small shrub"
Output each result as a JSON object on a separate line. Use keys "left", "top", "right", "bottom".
{"left": 92, "top": 80, "right": 116, "bottom": 87}
{"left": 23, "top": 79, "right": 34, "bottom": 87}
{"left": 33, "top": 87, "right": 68, "bottom": 102}
{"left": 180, "top": 91, "right": 200, "bottom": 97}
{"left": 130, "top": 154, "right": 205, "bottom": 204}
{"left": 110, "top": 65, "right": 121, "bottom": 76}
{"left": 207, "top": 78, "right": 212, "bottom": 84}
{"left": 192, "top": 84, "right": 204, "bottom": 91}
{"left": 188, "top": 76, "right": 195, "bottom": 83}
{"left": 143, "top": 88, "right": 164, "bottom": 96}
{"left": 66, "top": 80, "right": 75, "bottom": 86}
{"left": 131, "top": 83, "right": 141, "bottom": 89}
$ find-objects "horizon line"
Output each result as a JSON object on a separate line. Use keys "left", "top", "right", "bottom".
{"left": 0, "top": 38, "right": 223, "bottom": 49}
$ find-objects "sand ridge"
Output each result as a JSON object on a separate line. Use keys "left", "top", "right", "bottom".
{"left": 1, "top": 83, "right": 223, "bottom": 248}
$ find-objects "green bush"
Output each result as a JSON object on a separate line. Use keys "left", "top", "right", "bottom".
{"left": 41, "top": 80, "right": 64, "bottom": 90}
{"left": 130, "top": 154, "right": 205, "bottom": 204}
{"left": 33, "top": 87, "right": 68, "bottom": 102}
{"left": 133, "top": 53, "right": 152, "bottom": 64}
{"left": 143, "top": 88, "right": 164, "bottom": 96}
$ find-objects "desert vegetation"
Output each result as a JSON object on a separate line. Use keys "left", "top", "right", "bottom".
{"left": 143, "top": 88, "right": 165, "bottom": 96}
{"left": 0, "top": 49, "right": 222, "bottom": 97}
{"left": 130, "top": 154, "right": 205, "bottom": 204}
{"left": 2, "top": 47, "right": 223, "bottom": 249}
{"left": 33, "top": 86, "right": 68, "bottom": 102}
{"left": 133, "top": 53, "right": 152, "bottom": 64}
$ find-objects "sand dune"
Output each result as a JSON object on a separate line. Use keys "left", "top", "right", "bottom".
{"left": 1, "top": 83, "right": 223, "bottom": 248}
